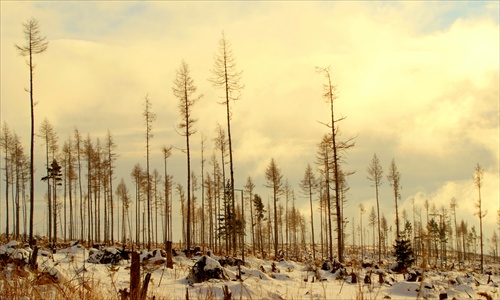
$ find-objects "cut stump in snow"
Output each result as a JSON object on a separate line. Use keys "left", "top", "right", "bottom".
{"left": 223, "top": 285, "right": 231, "bottom": 300}
{"left": 166, "top": 241, "right": 173, "bottom": 268}
{"left": 30, "top": 245, "right": 38, "bottom": 270}
{"left": 351, "top": 272, "right": 358, "bottom": 283}
{"left": 130, "top": 252, "right": 140, "bottom": 300}
{"left": 140, "top": 273, "right": 151, "bottom": 300}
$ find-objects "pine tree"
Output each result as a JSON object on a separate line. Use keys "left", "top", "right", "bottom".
{"left": 253, "top": 194, "right": 265, "bottom": 256}
{"left": 393, "top": 238, "right": 415, "bottom": 272}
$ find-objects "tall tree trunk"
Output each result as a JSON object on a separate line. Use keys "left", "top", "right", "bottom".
{"left": 29, "top": 50, "right": 35, "bottom": 246}
{"left": 376, "top": 184, "right": 381, "bottom": 262}
{"left": 201, "top": 136, "right": 206, "bottom": 251}
{"left": 309, "top": 188, "right": 315, "bottom": 261}
{"left": 185, "top": 114, "right": 191, "bottom": 255}
{"left": 53, "top": 172, "right": 57, "bottom": 249}
{"left": 4, "top": 140, "right": 9, "bottom": 239}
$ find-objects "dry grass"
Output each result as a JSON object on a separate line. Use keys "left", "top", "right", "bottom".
{"left": 0, "top": 254, "right": 118, "bottom": 300}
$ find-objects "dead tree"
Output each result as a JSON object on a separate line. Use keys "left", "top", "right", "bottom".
{"left": 15, "top": 18, "right": 48, "bottom": 246}
{"left": 174, "top": 60, "right": 202, "bottom": 255}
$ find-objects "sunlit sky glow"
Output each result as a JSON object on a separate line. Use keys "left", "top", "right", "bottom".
{"left": 1, "top": 1, "right": 499, "bottom": 243}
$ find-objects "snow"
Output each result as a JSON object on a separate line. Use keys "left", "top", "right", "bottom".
{"left": 204, "top": 255, "right": 222, "bottom": 271}
{"left": 0, "top": 242, "right": 499, "bottom": 299}
{"left": 6, "top": 240, "right": 19, "bottom": 248}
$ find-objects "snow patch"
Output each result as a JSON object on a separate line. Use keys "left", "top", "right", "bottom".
{"left": 204, "top": 256, "right": 222, "bottom": 271}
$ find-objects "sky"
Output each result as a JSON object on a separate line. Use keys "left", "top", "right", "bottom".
{"left": 1, "top": 1, "right": 499, "bottom": 246}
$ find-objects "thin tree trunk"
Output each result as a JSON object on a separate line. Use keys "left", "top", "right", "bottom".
{"left": 4, "top": 143, "right": 9, "bottom": 239}
{"left": 186, "top": 118, "right": 191, "bottom": 255}
{"left": 309, "top": 187, "right": 315, "bottom": 261}
{"left": 376, "top": 185, "right": 381, "bottom": 262}
{"left": 29, "top": 50, "right": 35, "bottom": 246}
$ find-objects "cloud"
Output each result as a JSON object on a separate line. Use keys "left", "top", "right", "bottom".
{"left": 401, "top": 169, "right": 499, "bottom": 238}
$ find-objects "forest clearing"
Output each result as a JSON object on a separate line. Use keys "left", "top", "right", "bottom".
{"left": 0, "top": 239, "right": 499, "bottom": 299}
{"left": 1, "top": 2, "right": 499, "bottom": 299}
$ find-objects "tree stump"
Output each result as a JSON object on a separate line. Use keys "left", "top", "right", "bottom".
{"left": 30, "top": 245, "right": 39, "bottom": 271}
{"left": 130, "top": 252, "right": 140, "bottom": 300}
{"left": 351, "top": 272, "right": 358, "bottom": 283}
{"left": 364, "top": 274, "right": 372, "bottom": 284}
{"left": 166, "top": 241, "right": 174, "bottom": 269}
{"left": 140, "top": 273, "right": 151, "bottom": 300}
{"left": 223, "top": 285, "right": 231, "bottom": 300}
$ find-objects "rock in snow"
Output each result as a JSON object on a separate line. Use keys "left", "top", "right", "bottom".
{"left": 187, "top": 255, "right": 229, "bottom": 284}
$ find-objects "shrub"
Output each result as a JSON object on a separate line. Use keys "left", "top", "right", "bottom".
{"left": 393, "top": 238, "right": 415, "bottom": 272}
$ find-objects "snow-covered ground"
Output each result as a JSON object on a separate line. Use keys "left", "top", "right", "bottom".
{"left": 0, "top": 241, "right": 498, "bottom": 299}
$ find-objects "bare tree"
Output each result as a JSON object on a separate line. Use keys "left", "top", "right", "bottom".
{"left": 116, "top": 178, "right": 130, "bottom": 245}
{"left": 176, "top": 184, "right": 187, "bottom": 248}
{"left": 387, "top": 158, "right": 402, "bottom": 239}
{"left": 283, "top": 180, "right": 293, "bottom": 256}
{"left": 15, "top": 18, "right": 48, "bottom": 245}
{"left": 141, "top": 95, "right": 156, "bottom": 249}
{"left": 39, "top": 118, "right": 58, "bottom": 244}
{"left": 11, "top": 133, "right": 28, "bottom": 239}
{"left": 316, "top": 134, "right": 333, "bottom": 261}
{"left": 380, "top": 214, "right": 389, "bottom": 256}
{"left": 316, "top": 66, "right": 347, "bottom": 262}
{"left": 473, "top": 163, "right": 486, "bottom": 273}
{"left": 265, "top": 158, "right": 283, "bottom": 258}
{"left": 458, "top": 220, "right": 468, "bottom": 262}
{"left": 151, "top": 168, "right": 161, "bottom": 246}
{"left": 367, "top": 153, "right": 383, "bottom": 262}
{"left": 130, "top": 163, "right": 143, "bottom": 246}
{"left": 200, "top": 134, "right": 207, "bottom": 250}
{"left": 61, "top": 136, "right": 76, "bottom": 241}
{"left": 93, "top": 138, "right": 102, "bottom": 243}
{"left": 174, "top": 60, "right": 202, "bottom": 255}
{"left": 210, "top": 154, "right": 222, "bottom": 253}
{"left": 104, "top": 130, "right": 117, "bottom": 243}
{"left": 73, "top": 128, "right": 84, "bottom": 241}
{"left": 244, "top": 177, "right": 256, "bottom": 254}
{"left": 209, "top": 32, "right": 244, "bottom": 255}
{"left": 83, "top": 135, "right": 95, "bottom": 244}
{"left": 300, "top": 164, "right": 318, "bottom": 261}
{"left": 498, "top": 210, "right": 500, "bottom": 262}
{"left": 213, "top": 124, "right": 230, "bottom": 250}
{"left": 162, "top": 146, "right": 173, "bottom": 244}
{"left": 1, "top": 123, "right": 12, "bottom": 238}
{"left": 359, "top": 203, "right": 365, "bottom": 259}
{"left": 190, "top": 171, "right": 198, "bottom": 245}
{"left": 450, "top": 197, "right": 460, "bottom": 261}
{"left": 369, "top": 206, "right": 376, "bottom": 255}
